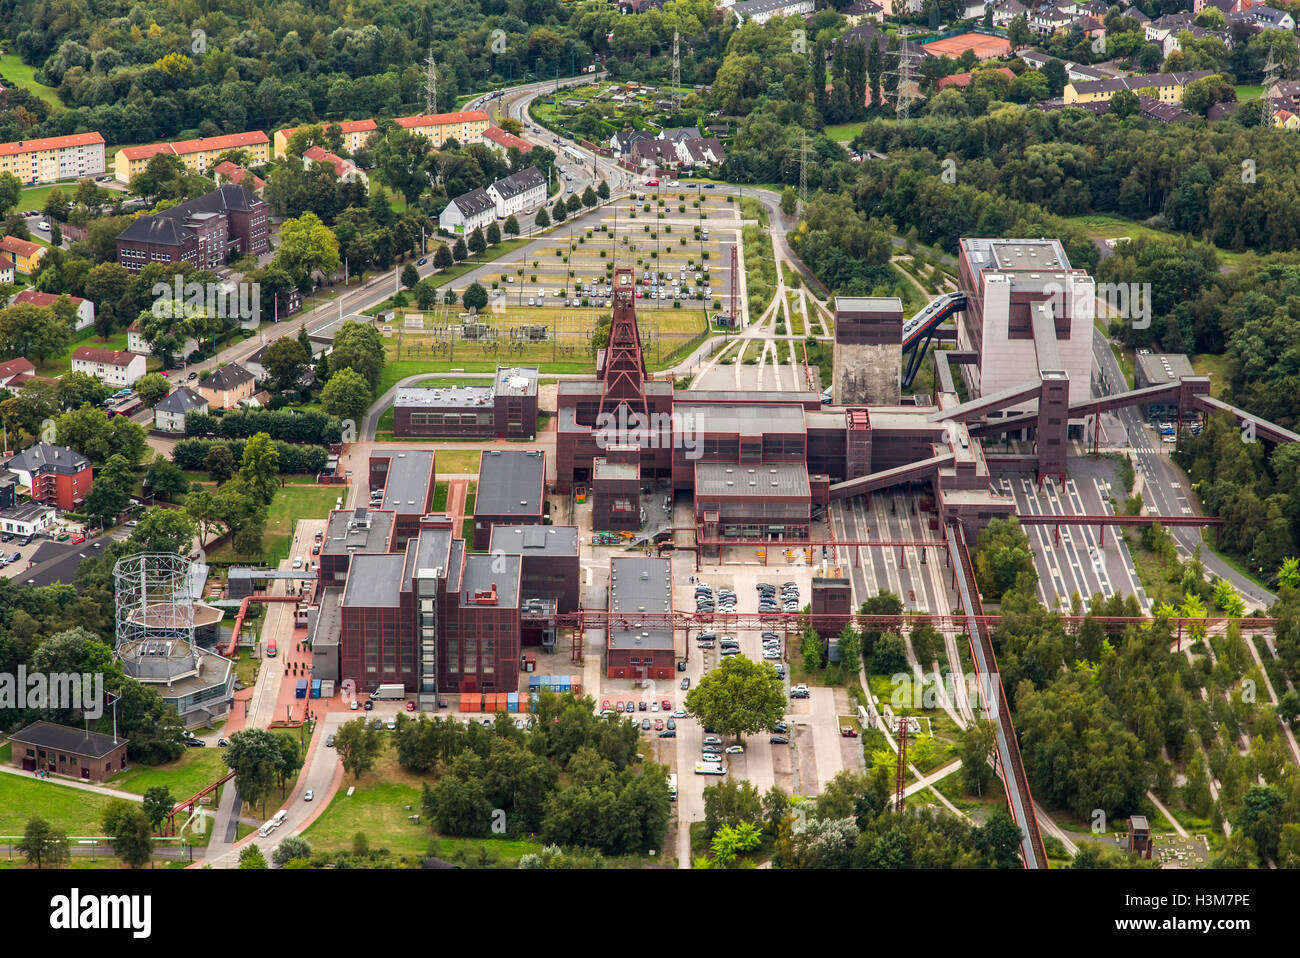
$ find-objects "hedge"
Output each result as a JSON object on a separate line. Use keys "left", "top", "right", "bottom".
{"left": 185, "top": 408, "right": 343, "bottom": 445}
{"left": 172, "top": 438, "right": 329, "bottom": 474}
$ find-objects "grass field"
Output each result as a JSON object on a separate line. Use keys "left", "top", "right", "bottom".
{"left": 1064, "top": 213, "right": 1246, "bottom": 268}
{"left": 208, "top": 484, "right": 340, "bottom": 563}
{"left": 302, "top": 747, "right": 540, "bottom": 865}
{"left": 0, "top": 773, "right": 115, "bottom": 836}
{"left": 1191, "top": 353, "right": 1230, "bottom": 397}
{"left": 108, "top": 749, "right": 228, "bottom": 799}
{"left": 824, "top": 122, "right": 867, "bottom": 143}
{"left": 436, "top": 449, "right": 482, "bottom": 475}
{"left": 0, "top": 53, "right": 62, "bottom": 108}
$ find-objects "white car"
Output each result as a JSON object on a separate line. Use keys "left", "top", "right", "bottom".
{"left": 37, "top": 221, "right": 50, "bottom": 231}
{"left": 672, "top": 710, "right": 687, "bottom": 718}
{"left": 649, "top": 701, "right": 659, "bottom": 712}
{"left": 725, "top": 745, "right": 744, "bottom": 754}
{"left": 303, "top": 790, "right": 314, "bottom": 801}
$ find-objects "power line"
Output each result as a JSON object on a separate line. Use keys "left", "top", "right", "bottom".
{"left": 424, "top": 49, "right": 438, "bottom": 114}
{"left": 671, "top": 30, "right": 681, "bottom": 111}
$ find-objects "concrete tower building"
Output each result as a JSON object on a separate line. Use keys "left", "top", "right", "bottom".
{"left": 832, "top": 296, "right": 903, "bottom": 405}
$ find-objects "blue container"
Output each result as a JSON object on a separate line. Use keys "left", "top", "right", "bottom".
{"left": 311, "top": 679, "right": 322, "bottom": 699}
{"left": 295, "top": 679, "right": 308, "bottom": 699}
{"left": 528, "top": 677, "right": 540, "bottom": 691}
{"left": 508, "top": 692, "right": 519, "bottom": 712}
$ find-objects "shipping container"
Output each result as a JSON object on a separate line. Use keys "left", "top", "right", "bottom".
{"left": 460, "top": 693, "right": 479, "bottom": 713}
{"left": 311, "top": 680, "right": 322, "bottom": 699}
{"left": 321, "top": 680, "right": 335, "bottom": 698}
{"left": 508, "top": 692, "right": 519, "bottom": 712}
{"left": 528, "top": 676, "right": 541, "bottom": 691}
{"left": 518, "top": 698, "right": 530, "bottom": 713}
{"left": 295, "top": 679, "right": 308, "bottom": 699}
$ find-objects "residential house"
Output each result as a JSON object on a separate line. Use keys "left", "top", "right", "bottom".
{"left": 1274, "top": 107, "right": 1300, "bottom": 129}
{"left": 0, "top": 132, "right": 106, "bottom": 186}
{"left": 1029, "top": 6, "right": 1074, "bottom": 34}
{"left": 153, "top": 386, "right": 208, "bottom": 434}
{"left": 610, "top": 129, "right": 654, "bottom": 156}
{"left": 0, "top": 235, "right": 47, "bottom": 276}
{"left": 213, "top": 161, "right": 267, "bottom": 195}
{"left": 1231, "top": 4, "right": 1295, "bottom": 30}
{"left": 394, "top": 110, "right": 491, "bottom": 148}
{"left": 480, "top": 126, "right": 534, "bottom": 155}
{"left": 676, "top": 137, "right": 726, "bottom": 168}
{"left": 993, "top": 0, "right": 1029, "bottom": 27}
{"left": 126, "top": 319, "right": 199, "bottom": 359}
{"left": 4, "top": 442, "right": 93, "bottom": 510}
{"left": 0, "top": 258, "right": 11, "bottom": 285}
{"left": 13, "top": 289, "right": 94, "bottom": 331}
{"left": 115, "top": 184, "right": 269, "bottom": 273}
{"left": 841, "top": 0, "right": 884, "bottom": 23}
{"left": 197, "top": 363, "right": 256, "bottom": 409}
{"left": 631, "top": 137, "right": 678, "bottom": 172}
{"left": 730, "top": 0, "right": 815, "bottom": 23}
{"left": 438, "top": 187, "right": 497, "bottom": 236}
{"left": 488, "top": 167, "right": 547, "bottom": 219}
{"left": 0, "top": 500, "right": 56, "bottom": 538}
{"left": 273, "top": 119, "right": 378, "bottom": 158}
{"left": 0, "top": 357, "right": 36, "bottom": 389}
{"left": 303, "top": 145, "right": 367, "bottom": 185}
{"left": 113, "top": 130, "right": 271, "bottom": 183}
{"left": 1063, "top": 70, "right": 1215, "bottom": 105}
{"left": 71, "top": 346, "right": 146, "bottom": 387}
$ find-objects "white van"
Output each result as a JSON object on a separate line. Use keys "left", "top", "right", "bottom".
{"left": 694, "top": 761, "right": 725, "bottom": 775}
{"left": 257, "top": 810, "right": 287, "bottom": 837}
{"left": 667, "top": 773, "right": 678, "bottom": 801}
{"left": 292, "top": 555, "right": 303, "bottom": 570}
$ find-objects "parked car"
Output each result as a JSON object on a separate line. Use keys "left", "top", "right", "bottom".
{"left": 659, "top": 730, "right": 676, "bottom": 738}
{"left": 840, "top": 727, "right": 859, "bottom": 737}
{"left": 654, "top": 718, "right": 664, "bottom": 731}
{"left": 667, "top": 719, "right": 676, "bottom": 730}
{"left": 405, "top": 701, "right": 416, "bottom": 711}
{"left": 680, "top": 678, "right": 690, "bottom": 690}
{"left": 770, "top": 735, "right": 790, "bottom": 745}
{"left": 638, "top": 700, "right": 647, "bottom": 711}
{"left": 641, "top": 718, "right": 651, "bottom": 730}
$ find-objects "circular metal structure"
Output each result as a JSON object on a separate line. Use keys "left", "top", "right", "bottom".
{"left": 113, "top": 552, "right": 197, "bottom": 649}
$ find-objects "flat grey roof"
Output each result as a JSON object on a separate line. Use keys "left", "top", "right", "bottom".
{"left": 411, "top": 526, "right": 453, "bottom": 575}
{"left": 490, "top": 524, "right": 579, "bottom": 556}
{"left": 835, "top": 296, "right": 903, "bottom": 312}
{"left": 594, "top": 458, "right": 638, "bottom": 480}
{"left": 323, "top": 508, "right": 394, "bottom": 555}
{"left": 9, "top": 720, "right": 124, "bottom": 758}
{"left": 695, "top": 462, "right": 810, "bottom": 497}
{"left": 311, "top": 588, "right": 343, "bottom": 650}
{"left": 495, "top": 366, "right": 539, "bottom": 397}
{"left": 1136, "top": 352, "right": 1195, "bottom": 386}
{"left": 962, "top": 237, "right": 1071, "bottom": 271}
{"left": 374, "top": 449, "right": 435, "bottom": 512}
{"left": 460, "top": 552, "right": 520, "bottom": 608}
{"left": 476, "top": 450, "right": 545, "bottom": 515}
{"left": 395, "top": 386, "right": 494, "bottom": 409}
{"left": 342, "top": 554, "right": 406, "bottom": 608}
{"left": 674, "top": 403, "right": 805, "bottom": 436}
{"left": 609, "top": 555, "right": 673, "bottom": 651}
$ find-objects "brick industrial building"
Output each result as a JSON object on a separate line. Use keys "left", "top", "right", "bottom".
{"left": 116, "top": 184, "right": 270, "bottom": 272}
{"left": 472, "top": 450, "right": 546, "bottom": 551}
{"left": 394, "top": 366, "right": 539, "bottom": 439}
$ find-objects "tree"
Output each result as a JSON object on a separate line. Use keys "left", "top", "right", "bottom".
{"left": 142, "top": 786, "right": 174, "bottom": 833}
{"left": 334, "top": 717, "right": 382, "bottom": 780}
{"left": 534, "top": 207, "right": 550, "bottom": 229}
{"left": 0, "top": 302, "right": 70, "bottom": 364}
{"left": 0, "top": 172, "right": 21, "bottom": 215}
{"left": 452, "top": 238, "right": 468, "bottom": 261}
{"left": 703, "top": 779, "right": 764, "bottom": 838}
{"left": 263, "top": 336, "right": 309, "bottom": 390}
{"left": 486, "top": 221, "right": 501, "bottom": 246}
{"left": 433, "top": 244, "right": 453, "bottom": 270}
{"left": 781, "top": 186, "right": 797, "bottom": 216}
{"left": 239, "top": 844, "right": 269, "bottom": 868}
{"left": 973, "top": 518, "right": 1037, "bottom": 601}
{"left": 467, "top": 227, "right": 486, "bottom": 255}
{"left": 130, "top": 507, "right": 196, "bottom": 554}
{"left": 274, "top": 211, "right": 341, "bottom": 286}
{"left": 581, "top": 185, "right": 598, "bottom": 208}
{"left": 17, "top": 818, "right": 69, "bottom": 869}
{"left": 711, "top": 821, "right": 763, "bottom": 867}
{"left": 870, "top": 633, "right": 908, "bottom": 675}
{"left": 223, "top": 728, "right": 284, "bottom": 818}
{"left": 238, "top": 432, "right": 280, "bottom": 506}
{"left": 463, "top": 282, "right": 489, "bottom": 311}
{"left": 205, "top": 444, "right": 237, "bottom": 483}
{"left": 134, "top": 372, "right": 171, "bottom": 408}
{"left": 685, "top": 655, "right": 786, "bottom": 742}
{"left": 401, "top": 263, "right": 420, "bottom": 289}
{"left": 1108, "top": 89, "right": 1139, "bottom": 119}
{"left": 975, "top": 808, "right": 1024, "bottom": 869}
{"left": 56, "top": 371, "right": 111, "bottom": 411}
{"left": 272, "top": 835, "right": 312, "bottom": 867}
{"left": 597, "top": 180, "right": 610, "bottom": 200}
{"left": 551, "top": 199, "right": 567, "bottom": 223}
{"left": 102, "top": 799, "right": 154, "bottom": 867}
{"left": 330, "top": 321, "right": 386, "bottom": 392}
{"left": 320, "top": 366, "right": 372, "bottom": 424}
{"left": 958, "top": 720, "right": 997, "bottom": 796}
{"left": 503, "top": 215, "right": 520, "bottom": 238}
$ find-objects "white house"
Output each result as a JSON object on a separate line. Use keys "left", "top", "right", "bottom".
{"left": 0, "top": 260, "right": 13, "bottom": 285}
{"left": 302, "top": 145, "right": 368, "bottom": 185}
{"left": 676, "top": 137, "right": 726, "bottom": 168}
{"left": 70, "top": 346, "right": 146, "bottom": 388}
{"left": 730, "top": 0, "right": 815, "bottom": 23}
{"left": 0, "top": 501, "right": 56, "bottom": 538}
{"left": 438, "top": 187, "right": 496, "bottom": 236}
{"left": 12, "top": 289, "right": 95, "bottom": 331}
{"left": 126, "top": 319, "right": 199, "bottom": 359}
{"left": 153, "top": 386, "right": 208, "bottom": 434}
{"left": 487, "top": 167, "right": 547, "bottom": 219}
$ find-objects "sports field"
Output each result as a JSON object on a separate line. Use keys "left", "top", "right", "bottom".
{"left": 921, "top": 32, "right": 1011, "bottom": 60}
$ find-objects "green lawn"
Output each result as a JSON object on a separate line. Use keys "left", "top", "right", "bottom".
{"left": 0, "top": 773, "right": 116, "bottom": 836}
{"left": 1191, "top": 353, "right": 1230, "bottom": 398}
{"left": 108, "top": 749, "right": 228, "bottom": 799}
{"left": 302, "top": 749, "right": 541, "bottom": 866}
{"left": 0, "top": 53, "right": 62, "bottom": 108}
{"left": 1064, "top": 213, "right": 1246, "bottom": 269}
{"left": 1234, "top": 85, "right": 1264, "bottom": 101}
{"left": 437, "top": 449, "right": 482, "bottom": 475}
{"left": 824, "top": 122, "right": 867, "bottom": 143}
{"left": 208, "top": 484, "right": 341, "bottom": 564}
